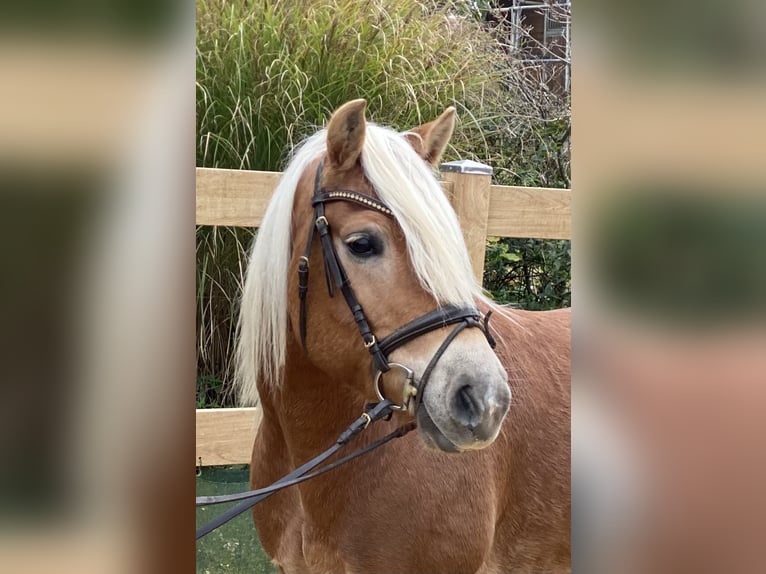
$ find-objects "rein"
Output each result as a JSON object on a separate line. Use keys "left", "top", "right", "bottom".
{"left": 195, "top": 159, "right": 497, "bottom": 540}
{"left": 196, "top": 400, "right": 412, "bottom": 540}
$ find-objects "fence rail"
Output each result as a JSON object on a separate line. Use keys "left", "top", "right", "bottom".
{"left": 196, "top": 161, "right": 571, "bottom": 466}
{"left": 196, "top": 167, "right": 571, "bottom": 239}
{"left": 196, "top": 408, "right": 261, "bottom": 467}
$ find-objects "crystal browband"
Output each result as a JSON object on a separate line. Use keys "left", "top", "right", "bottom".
{"left": 312, "top": 190, "right": 394, "bottom": 217}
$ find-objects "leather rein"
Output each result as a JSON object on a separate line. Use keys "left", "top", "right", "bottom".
{"left": 196, "top": 160, "right": 496, "bottom": 540}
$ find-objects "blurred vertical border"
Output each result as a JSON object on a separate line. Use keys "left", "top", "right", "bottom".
{"left": 0, "top": 0, "right": 194, "bottom": 572}
{"left": 574, "top": 0, "right": 766, "bottom": 572}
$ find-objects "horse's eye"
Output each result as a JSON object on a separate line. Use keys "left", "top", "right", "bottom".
{"left": 346, "top": 235, "right": 379, "bottom": 257}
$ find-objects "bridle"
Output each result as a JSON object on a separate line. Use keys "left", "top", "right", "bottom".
{"left": 298, "top": 160, "right": 497, "bottom": 411}
{"left": 196, "top": 158, "right": 497, "bottom": 540}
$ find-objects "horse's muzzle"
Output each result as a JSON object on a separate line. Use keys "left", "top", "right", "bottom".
{"left": 418, "top": 373, "right": 511, "bottom": 452}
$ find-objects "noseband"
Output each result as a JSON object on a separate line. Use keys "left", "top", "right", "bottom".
{"left": 298, "top": 160, "right": 496, "bottom": 411}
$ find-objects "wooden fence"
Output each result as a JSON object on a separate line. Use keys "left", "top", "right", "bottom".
{"left": 196, "top": 160, "right": 571, "bottom": 467}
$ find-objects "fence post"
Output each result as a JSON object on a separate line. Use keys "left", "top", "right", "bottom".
{"left": 440, "top": 159, "right": 493, "bottom": 283}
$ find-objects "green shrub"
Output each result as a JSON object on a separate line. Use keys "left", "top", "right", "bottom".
{"left": 197, "top": 0, "right": 510, "bottom": 171}
{"left": 484, "top": 238, "right": 571, "bottom": 310}
{"left": 196, "top": 225, "right": 254, "bottom": 406}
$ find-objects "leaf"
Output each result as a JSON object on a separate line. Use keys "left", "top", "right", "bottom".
{"left": 501, "top": 252, "right": 522, "bottom": 262}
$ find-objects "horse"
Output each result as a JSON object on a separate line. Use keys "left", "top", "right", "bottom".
{"left": 236, "top": 99, "right": 570, "bottom": 574}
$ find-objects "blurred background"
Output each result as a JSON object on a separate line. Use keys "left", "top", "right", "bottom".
{"left": 573, "top": 0, "right": 766, "bottom": 572}
{"left": 0, "top": 0, "right": 193, "bottom": 572}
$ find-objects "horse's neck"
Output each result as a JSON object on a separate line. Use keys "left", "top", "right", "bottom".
{"left": 263, "top": 341, "right": 369, "bottom": 464}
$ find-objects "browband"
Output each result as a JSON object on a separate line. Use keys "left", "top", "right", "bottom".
{"left": 312, "top": 190, "right": 394, "bottom": 217}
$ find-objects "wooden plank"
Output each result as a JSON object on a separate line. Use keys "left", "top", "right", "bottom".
{"left": 196, "top": 168, "right": 456, "bottom": 228}
{"left": 442, "top": 170, "right": 492, "bottom": 282}
{"left": 195, "top": 168, "right": 570, "bottom": 240}
{"left": 486, "top": 185, "right": 571, "bottom": 240}
{"left": 196, "top": 407, "right": 261, "bottom": 466}
{"left": 196, "top": 168, "right": 281, "bottom": 227}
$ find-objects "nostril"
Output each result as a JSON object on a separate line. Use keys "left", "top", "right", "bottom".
{"left": 453, "top": 385, "right": 484, "bottom": 430}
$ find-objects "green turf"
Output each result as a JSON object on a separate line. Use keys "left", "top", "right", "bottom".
{"left": 196, "top": 466, "right": 278, "bottom": 573}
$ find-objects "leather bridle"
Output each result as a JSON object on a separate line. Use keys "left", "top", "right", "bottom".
{"left": 195, "top": 159, "right": 499, "bottom": 541}
{"left": 298, "top": 160, "right": 497, "bottom": 411}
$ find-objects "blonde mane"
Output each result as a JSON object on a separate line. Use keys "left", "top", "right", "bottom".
{"left": 236, "top": 124, "right": 486, "bottom": 405}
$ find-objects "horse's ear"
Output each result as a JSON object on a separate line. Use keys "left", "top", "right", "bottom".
{"left": 326, "top": 99, "right": 367, "bottom": 170}
{"left": 404, "top": 107, "right": 456, "bottom": 166}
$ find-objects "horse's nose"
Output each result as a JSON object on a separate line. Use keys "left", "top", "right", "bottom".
{"left": 450, "top": 376, "right": 510, "bottom": 439}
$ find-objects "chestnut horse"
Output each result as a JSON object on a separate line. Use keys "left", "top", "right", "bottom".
{"left": 236, "top": 100, "right": 570, "bottom": 573}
